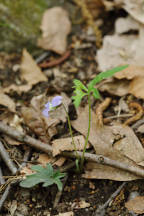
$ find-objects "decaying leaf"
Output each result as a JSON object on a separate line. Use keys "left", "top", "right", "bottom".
{"left": 72, "top": 200, "right": 90, "bottom": 209}
{"left": 137, "top": 124, "right": 144, "bottom": 133}
{"left": 96, "top": 16, "right": 144, "bottom": 71}
{"left": 37, "top": 154, "right": 66, "bottom": 167}
{"left": 96, "top": 16, "right": 144, "bottom": 98}
{"left": 21, "top": 106, "right": 50, "bottom": 143}
{"left": 2, "top": 49, "right": 47, "bottom": 94}
{"left": 37, "top": 154, "right": 53, "bottom": 166}
{"left": 55, "top": 212, "right": 74, "bottom": 216}
{"left": 99, "top": 78, "right": 130, "bottom": 96}
{"left": 0, "top": 92, "right": 16, "bottom": 112}
{"left": 38, "top": 7, "right": 71, "bottom": 54}
{"left": 21, "top": 49, "right": 47, "bottom": 86}
{"left": 83, "top": 161, "right": 141, "bottom": 181}
{"left": 123, "top": 0, "right": 144, "bottom": 24}
{"left": 52, "top": 135, "right": 90, "bottom": 156}
{"left": 125, "top": 196, "right": 144, "bottom": 214}
{"left": 72, "top": 106, "right": 144, "bottom": 181}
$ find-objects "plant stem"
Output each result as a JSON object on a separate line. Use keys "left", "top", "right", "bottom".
{"left": 62, "top": 104, "right": 80, "bottom": 168}
{"left": 80, "top": 93, "right": 91, "bottom": 170}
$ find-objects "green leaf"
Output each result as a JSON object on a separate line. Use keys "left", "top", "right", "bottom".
{"left": 20, "top": 163, "right": 65, "bottom": 191}
{"left": 72, "top": 79, "right": 88, "bottom": 108}
{"left": 73, "top": 79, "right": 88, "bottom": 92}
{"left": 54, "top": 178, "right": 63, "bottom": 191}
{"left": 88, "top": 65, "right": 128, "bottom": 92}
{"left": 72, "top": 88, "right": 87, "bottom": 108}
{"left": 91, "top": 88, "right": 100, "bottom": 99}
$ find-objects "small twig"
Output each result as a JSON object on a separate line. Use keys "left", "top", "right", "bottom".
{"left": 0, "top": 147, "right": 31, "bottom": 211}
{"left": 1, "top": 122, "right": 144, "bottom": 178}
{"left": 124, "top": 102, "right": 143, "bottom": 126}
{"left": 0, "top": 121, "right": 52, "bottom": 154}
{"left": 0, "top": 141, "right": 17, "bottom": 175}
{"left": 39, "top": 50, "right": 71, "bottom": 68}
{"left": 131, "top": 118, "right": 144, "bottom": 129}
{"left": 35, "top": 51, "right": 50, "bottom": 64}
{"left": 104, "top": 113, "right": 133, "bottom": 121}
{"left": 53, "top": 174, "right": 68, "bottom": 208}
{"left": 93, "top": 182, "right": 126, "bottom": 216}
{"left": 95, "top": 98, "right": 111, "bottom": 127}
{"left": 0, "top": 167, "right": 5, "bottom": 185}
{"left": 0, "top": 185, "right": 11, "bottom": 211}
{"left": 18, "top": 147, "right": 31, "bottom": 171}
{"left": 59, "top": 161, "right": 76, "bottom": 173}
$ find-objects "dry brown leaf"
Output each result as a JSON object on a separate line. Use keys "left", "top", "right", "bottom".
{"left": 3, "top": 84, "right": 31, "bottom": 94}
{"left": 0, "top": 92, "right": 16, "bottom": 112}
{"left": 38, "top": 7, "right": 71, "bottom": 54}
{"left": 2, "top": 49, "right": 47, "bottom": 94}
{"left": 72, "top": 106, "right": 144, "bottom": 181}
{"left": 37, "top": 154, "right": 53, "bottom": 166}
{"left": 83, "top": 161, "right": 141, "bottom": 181}
{"left": 99, "top": 79, "right": 130, "bottom": 96}
{"left": 21, "top": 49, "right": 47, "bottom": 86}
{"left": 55, "top": 212, "right": 74, "bottom": 216}
{"left": 125, "top": 196, "right": 144, "bottom": 214}
{"left": 53, "top": 157, "right": 66, "bottom": 167}
{"left": 96, "top": 16, "right": 144, "bottom": 71}
{"left": 21, "top": 106, "right": 50, "bottom": 143}
{"left": 52, "top": 135, "right": 90, "bottom": 156}
{"left": 72, "top": 200, "right": 90, "bottom": 209}
{"left": 123, "top": 0, "right": 144, "bottom": 24}
{"left": 96, "top": 16, "right": 144, "bottom": 98}
{"left": 4, "top": 136, "right": 22, "bottom": 146}
{"left": 137, "top": 124, "right": 144, "bottom": 133}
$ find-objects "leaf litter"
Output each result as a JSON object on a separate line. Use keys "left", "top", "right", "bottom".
{"left": 1, "top": 2, "right": 144, "bottom": 215}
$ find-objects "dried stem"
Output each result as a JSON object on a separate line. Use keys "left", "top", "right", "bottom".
{"left": 0, "top": 141, "right": 17, "bottom": 175}
{"left": 1, "top": 121, "right": 144, "bottom": 178}
{"left": 124, "top": 102, "right": 143, "bottom": 126}
{"left": 39, "top": 50, "right": 71, "bottom": 68}
{"left": 0, "top": 167, "right": 5, "bottom": 185}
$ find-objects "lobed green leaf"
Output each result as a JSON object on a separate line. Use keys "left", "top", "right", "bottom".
{"left": 20, "top": 163, "right": 66, "bottom": 191}
{"left": 88, "top": 65, "right": 128, "bottom": 92}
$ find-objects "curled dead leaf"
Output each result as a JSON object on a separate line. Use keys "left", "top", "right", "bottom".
{"left": 38, "top": 7, "right": 71, "bottom": 54}
{"left": 52, "top": 135, "right": 90, "bottom": 156}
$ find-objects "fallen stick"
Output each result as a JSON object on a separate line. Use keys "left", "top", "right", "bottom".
{"left": 0, "top": 167, "right": 5, "bottom": 185}
{"left": 39, "top": 50, "right": 71, "bottom": 68}
{"left": 0, "top": 121, "right": 144, "bottom": 178}
{"left": 0, "top": 141, "right": 17, "bottom": 175}
{"left": 93, "top": 182, "right": 126, "bottom": 216}
{"left": 0, "top": 185, "right": 11, "bottom": 211}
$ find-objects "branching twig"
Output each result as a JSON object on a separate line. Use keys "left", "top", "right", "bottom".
{"left": 0, "top": 147, "right": 31, "bottom": 211}
{"left": 0, "top": 121, "right": 52, "bottom": 154}
{"left": 0, "top": 167, "right": 5, "bottom": 185}
{"left": 0, "top": 185, "right": 11, "bottom": 211}
{"left": 39, "top": 50, "right": 71, "bottom": 68}
{"left": 1, "top": 121, "right": 144, "bottom": 178}
{"left": 93, "top": 182, "right": 126, "bottom": 216}
{"left": 0, "top": 141, "right": 17, "bottom": 175}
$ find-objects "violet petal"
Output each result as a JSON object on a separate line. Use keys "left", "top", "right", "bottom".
{"left": 51, "top": 96, "right": 62, "bottom": 107}
{"left": 42, "top": 108, "right": 49, "bottom": 117}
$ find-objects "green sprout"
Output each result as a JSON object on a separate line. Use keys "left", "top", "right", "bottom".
{"left": 72, "top": 65, "right": 128, "bottom": 170}
{"left": 20, "top": 163, "right": 66, "bottom": 191}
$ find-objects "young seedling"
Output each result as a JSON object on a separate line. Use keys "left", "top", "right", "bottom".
{"left": 20, "top": 163, "right": 66, "bottom": 191}
{"left": 72, "top": 65, "right": 128, "bottom": 170}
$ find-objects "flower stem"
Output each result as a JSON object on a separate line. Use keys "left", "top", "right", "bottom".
{"left": 80, "top": 93, "right": 91, "bottom": 170}
{"left": 62, "top": 104, "right": 80, "bottom": 171}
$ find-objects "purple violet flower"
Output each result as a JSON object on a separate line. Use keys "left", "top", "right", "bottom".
{"left": 42, "top": 96, "right": 62, "bottom": 117}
